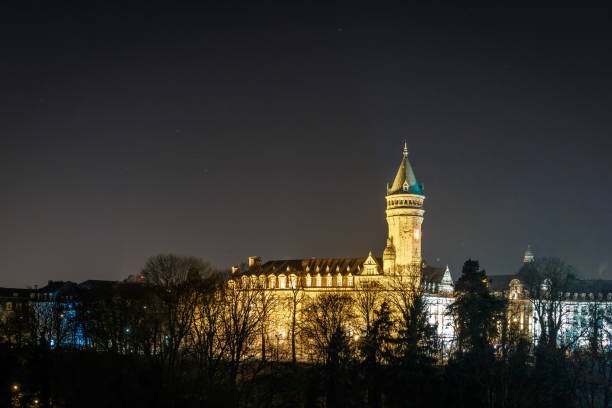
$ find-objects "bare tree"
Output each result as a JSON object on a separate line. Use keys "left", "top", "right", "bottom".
{"left": 141, "top": 254, "right": 212, "bottom": 402}
{"left": 221, "top": 278, "right": 267, "bottom": 390}
{"left": 300, "top": 293, "right": 355, "bottom": 364}
{"left": 188, "top": 273, "right": 228, "bottom": 393}
{"left": 354, "top": 280, "right": 383, "bottom": 340}
{"left": 288, "top": 275, "right": 305, "bottom": 364}
{"left": 519, "top": 257, "right": 577, "bottom": 350}
{"left": 571, "top": 290, "right": 612, "bottom": 408}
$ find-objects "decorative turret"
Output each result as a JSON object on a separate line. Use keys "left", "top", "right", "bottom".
{"left": 382, "top": 238, "right": 396, "bottom": 274}
{"left": 384, "top": 143, "right": 425, "bottom": 285}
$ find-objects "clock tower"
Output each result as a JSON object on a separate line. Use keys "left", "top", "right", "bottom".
{"left": 383, "top": 143, "right": 425, "bottom": 285}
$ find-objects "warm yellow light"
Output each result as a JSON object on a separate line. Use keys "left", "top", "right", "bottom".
{"left": 34, "top": 400, "right": 39, "bottom": 404}
{"left": 12, "top": 384, "right": 18, "bottom": 391}
{"left": 413, "top": 229, "right": 420, "bottom": 240}
{"left": 353, "top": 334, "right": 360, "bottom": 341}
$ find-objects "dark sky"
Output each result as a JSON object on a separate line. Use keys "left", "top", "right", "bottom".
{"left": 1, "top": 4, "right": 611, "bottom": 287}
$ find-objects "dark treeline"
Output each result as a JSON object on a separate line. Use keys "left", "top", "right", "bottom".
{"left": 1, "top": 255, "right": 611, "bottom": 408}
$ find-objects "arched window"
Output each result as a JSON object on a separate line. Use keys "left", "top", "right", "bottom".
{"left": 290, "top": 274, "right": 297, "bottom": 289}
{"left": 279, "top": 274, "right": 286, "bottom": 289}
{"left": 326, "top": 274, "right": 332, "bottom": 287}
{"left": 316, "top": 274, "right": 322, "bottom": 287}
{"left": 269, "top": 276, "right": 276, "bottom": 289}
{"left": 336, "top": 274, "right": 343, "bottom": 286}
{"left": 347, "top": 274, "right": 353, "bottom": 287}
{"left": 305, "top": 274, "right": 312, "bottom": 287}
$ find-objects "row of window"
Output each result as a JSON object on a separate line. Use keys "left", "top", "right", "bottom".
{"left": 387, "top": 199, "right": 422, "bottom": 207}
{"left": 238, "top": 274, "right": 354, "bottom": 289}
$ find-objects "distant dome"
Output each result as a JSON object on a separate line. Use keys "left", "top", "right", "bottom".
{"left": 523, "top": 245, "right": 534, "bottom": 263}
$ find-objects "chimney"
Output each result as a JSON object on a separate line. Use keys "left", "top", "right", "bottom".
{"left": 248, "top": 256, "right": 262, "bottom": 268}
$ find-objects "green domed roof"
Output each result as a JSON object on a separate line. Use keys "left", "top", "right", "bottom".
{"left": 388, "top": 142, "right": 423, "bottom": 195}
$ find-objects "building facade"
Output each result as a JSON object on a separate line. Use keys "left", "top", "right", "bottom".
{"left": 230, "top": 144, "right": 456, "bottom": 357}
{"left": 231, "top": 145, "right": 612, "bottom": 356}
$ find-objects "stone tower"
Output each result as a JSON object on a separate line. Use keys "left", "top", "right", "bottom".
{"left": 383, "top": 143, "right": 425, "bottom": 285}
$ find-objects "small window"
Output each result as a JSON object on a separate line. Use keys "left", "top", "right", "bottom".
{"left": 327, "top": 276, "right": 332, "bottom": 287}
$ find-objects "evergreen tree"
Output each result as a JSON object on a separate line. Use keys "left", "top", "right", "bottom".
{"left": 447, "top": 259, "right": 507, "bottom": 408}
{"left": 360, "top": 301, "right": 394, "bottom": 408}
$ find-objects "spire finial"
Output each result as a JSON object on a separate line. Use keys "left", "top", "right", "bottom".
{"left": 403, "top": 141, "right": 408, "bottom": 158}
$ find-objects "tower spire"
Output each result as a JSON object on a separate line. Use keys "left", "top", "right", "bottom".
{"left": 388, "top": 142, "right": 423, "bottom": 195}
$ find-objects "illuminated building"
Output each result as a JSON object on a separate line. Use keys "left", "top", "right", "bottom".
{"left": 231, "top": 143, "right": 456, "bottom": 357}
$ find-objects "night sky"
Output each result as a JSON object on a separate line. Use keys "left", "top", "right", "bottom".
{"left": 2, "top": 4, "right": 611, "bottom": 287}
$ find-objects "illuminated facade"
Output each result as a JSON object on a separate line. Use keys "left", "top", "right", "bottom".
{"left": 231, "top": 145, "right": 612, "bottom": 357}
{"left": 231, "top": 144, "right": 456, "bottom": 357}
{"left": 488, "top": 248, "right": 612, "bottom": 348}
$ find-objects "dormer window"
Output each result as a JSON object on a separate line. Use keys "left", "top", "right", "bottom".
{"left": 402, "top": 180, "right": 410, "bottom": 191}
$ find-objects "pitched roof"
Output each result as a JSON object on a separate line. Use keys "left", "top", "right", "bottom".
{"left": 567, "top": 279, "right": 612, "bottom": 294}
{"left": 486, "top": 273, "right": 612, "bottom": 295}
{"left": 388, "top": 142, "right": 423, "bottom": 196}
{"left": 0, "top": 287, "right": 35, "bottom": 299}
{"left": 78, "top": 280, "right": 117, "bottom": 289}
{"left": 243, "top": 257, "right": 379, "bottom": 276}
